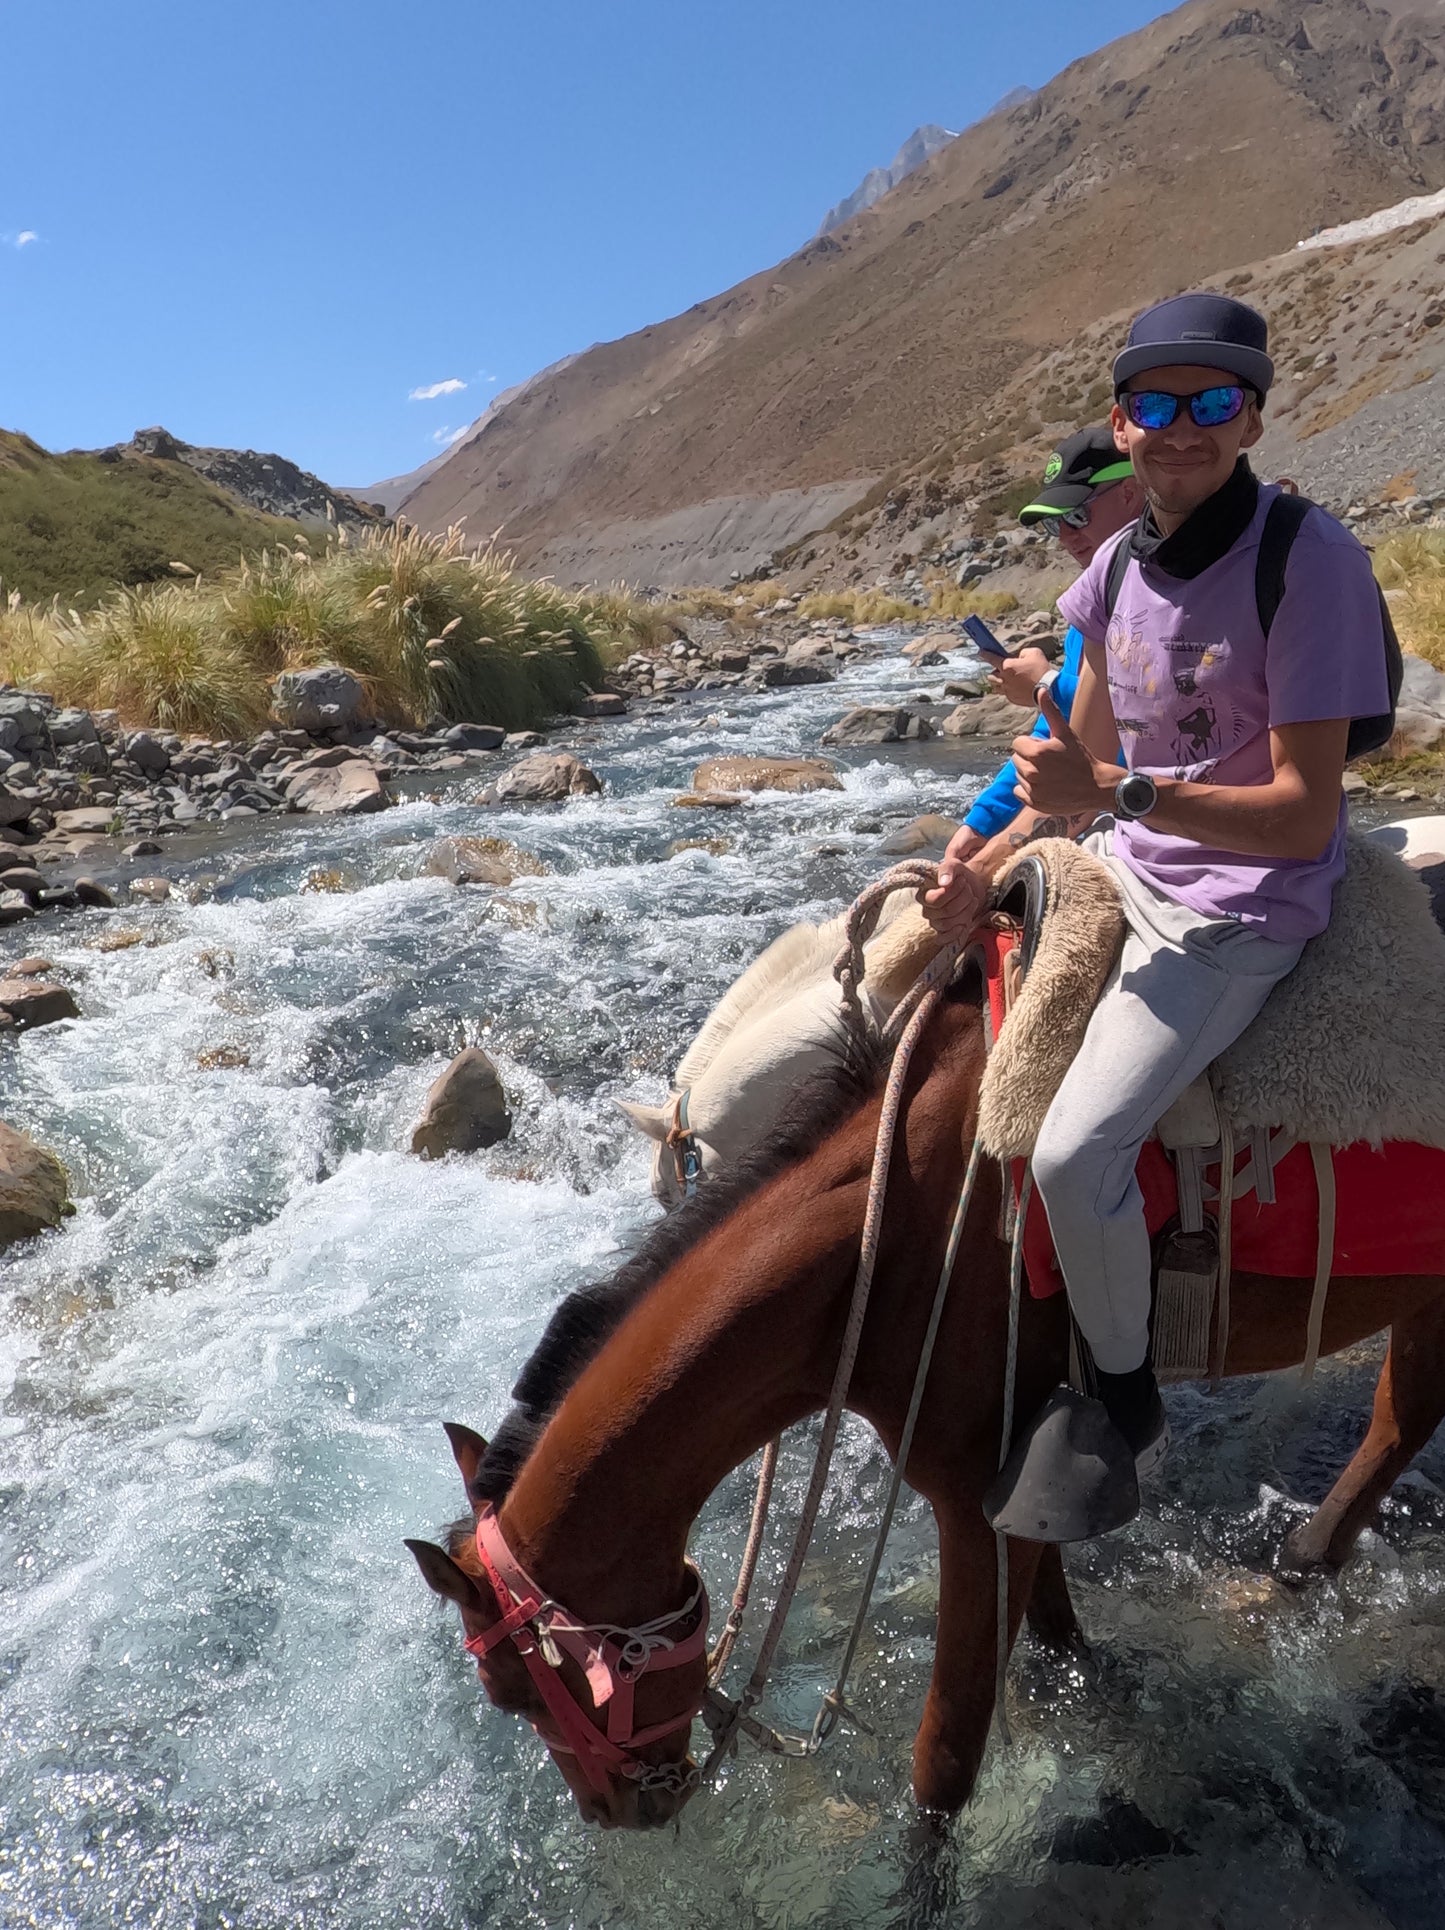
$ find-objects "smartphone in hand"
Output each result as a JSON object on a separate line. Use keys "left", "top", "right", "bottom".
{"left": 962, "top": 614, "right": 1009, "bottom": 660}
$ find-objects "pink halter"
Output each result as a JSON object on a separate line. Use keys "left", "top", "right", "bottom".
{"left": 463, "top": 1505, "right": 710, "bottom": 1798}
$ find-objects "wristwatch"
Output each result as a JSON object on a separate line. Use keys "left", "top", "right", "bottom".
{"left": 1114, "top": 771, "right": 1159, "bottom": 821}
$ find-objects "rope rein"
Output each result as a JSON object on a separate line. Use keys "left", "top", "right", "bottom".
{"left": 701, "top": 861, "right": 998, "bottom": 1780}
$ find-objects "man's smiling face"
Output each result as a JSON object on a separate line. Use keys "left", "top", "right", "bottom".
{"left": 1112, "top": 364, "right": 1263, "bottom": 527}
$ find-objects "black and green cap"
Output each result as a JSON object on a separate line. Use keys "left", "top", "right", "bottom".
{"left": 1018, "top": 426, "right": 1133, "bottom": 524}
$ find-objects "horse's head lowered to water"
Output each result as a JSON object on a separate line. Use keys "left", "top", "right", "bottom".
{"left": 407, "top": 1423, "right": 711, "bottom": 1829}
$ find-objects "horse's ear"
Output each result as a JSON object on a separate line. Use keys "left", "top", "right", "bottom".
{"left": 404, "top": 1538, "right": 486, "bottom": 1611}
{"left": 616, "top": 1099, "right": 670, "bottom": 1143}
{"left": 442, "top": 1420, "right": 489, "bottom": 1497}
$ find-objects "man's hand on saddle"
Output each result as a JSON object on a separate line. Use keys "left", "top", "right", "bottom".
{"left": 992, "top": 647, "right": 1052, "bottom": 709}
{"left": 922, "top": 827, "right": 989, "bottom": 940}
{"left": 1011, "top": 688, "right": 1117, "bottom": 815}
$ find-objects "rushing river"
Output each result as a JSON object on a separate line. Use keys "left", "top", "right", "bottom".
{"left": 2, "top": 639, "right": 1443, "bottom": 1930}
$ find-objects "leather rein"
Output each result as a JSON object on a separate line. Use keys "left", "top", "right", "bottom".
{"left": 463, "top": 1505, "right": 710, "bottom": 1798}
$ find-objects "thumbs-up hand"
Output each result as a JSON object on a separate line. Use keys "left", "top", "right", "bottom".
{"left": 1011, "top": 686, "right": 1114, "bottom": 814}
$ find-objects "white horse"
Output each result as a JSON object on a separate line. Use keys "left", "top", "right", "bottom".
{"left": 619, "top": 893, "right": 941, "bottom": 1205}
{"left": 621, "top": 818, "right": 1445, "bottom": 1204}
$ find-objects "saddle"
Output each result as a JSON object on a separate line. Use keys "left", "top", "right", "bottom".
{"left": 974, "top": 835, "right": 1445, "bottom": 1382}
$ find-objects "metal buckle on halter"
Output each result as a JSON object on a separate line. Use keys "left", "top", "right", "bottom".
{"left": 668, "top": 1089, "right": 703, "bottom": 1199}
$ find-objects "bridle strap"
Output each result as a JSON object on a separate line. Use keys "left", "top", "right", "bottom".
{"left": 667, "top": 1089, "right": 703, "bottom": 1199}
{"left": 464, "top": 1506, "right": 709, "bottom": 1793}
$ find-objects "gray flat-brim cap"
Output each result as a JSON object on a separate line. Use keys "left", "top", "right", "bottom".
{"left": 1112, "top": 291, "right": 1274, "bottom": 397}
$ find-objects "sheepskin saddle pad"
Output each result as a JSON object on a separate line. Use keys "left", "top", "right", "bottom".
{"left": 976, "top": 830, "right": 1445, "bottom": 1160}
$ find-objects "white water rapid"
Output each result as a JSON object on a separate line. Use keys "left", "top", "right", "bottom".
{"left": 2, "top": 641, "right": 1443, "bottom": 1928}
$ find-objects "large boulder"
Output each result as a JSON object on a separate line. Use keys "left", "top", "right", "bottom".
{"left": 761, "top": 659, "right": 835, "bottom": 688}
{"left": 48, "top": 708, "right": 98, "bottom": 748}
{"left": 879, "top": 813, "right": 961, "bottom": 856}
{"left": 270, "top": 665, "right": 368, "bottom": 734}
{"left": 574, "top": 692, "right": 628, "bottom": 718}
{"left": 424, "top": 836, "right": 542, "bottom": 886}
{"left": 0, "top": 784, "right": 34, "bottom": 828}
{"left": 0, "top": 979, "right": 80, "bottom": 1030}
{"left": 52, "top": 807, "right": 115, "bottom": 835}
{"left": 410, "top": 1048, "right": 512, "bottom": 1158}
{"left": 494, "top": 752, "right": 602, "bottom": 802}
{"left": 822, "top": 707, "right": 936, "bottom": 747}
{"left": 691, "top": 756, "right": 842, "bottom": 796}
{"left": 941, "top": 694, "right": 1036, "bottom": 739}
{"left": 123, "top": 731, "right": 172, "bottom": 774}
{"left": 285, "top": 760, "right": 387, "bottom": 815}
{"left": 0, "top": 1121, "right": 70, "bottom": 1251}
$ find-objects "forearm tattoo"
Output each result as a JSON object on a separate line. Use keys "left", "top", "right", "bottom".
{"left": 1007, "top": 811, "right": 1091, "bottom": 849}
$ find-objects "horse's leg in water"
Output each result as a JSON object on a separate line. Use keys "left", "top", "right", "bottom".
{"left": 1024, "top": 1544, "right": 1081, "bottom": 1651}
{"left": 1283, "top": 1292, "right": 1445, "bottom": 1577}
{"left": 912, "top": 1501, "right": 1042, "bottom": 1812}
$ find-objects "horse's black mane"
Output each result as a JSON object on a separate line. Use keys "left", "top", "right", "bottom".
{"left": 468, "top": 1042, "right": 884, "bottom": 1512}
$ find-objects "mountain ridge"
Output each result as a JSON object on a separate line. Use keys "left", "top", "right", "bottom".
{"left": 399, "top": 0, "right": 1445, "bottom": 583}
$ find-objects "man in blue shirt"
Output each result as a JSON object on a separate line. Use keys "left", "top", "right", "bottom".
{"left": 955, "top": 427, "right": 1142, "bottom": 857}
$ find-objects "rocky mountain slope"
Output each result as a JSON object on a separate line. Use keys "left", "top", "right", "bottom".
{"left": 121, "top": 428, "right": 384, "bottom": 528}
{"left": 0, "top": 430, "right": 325, "bottom": 604}
{"left": 817, "top": 123, "right": 957, "bottom": 236}
{"left": 400, "top": 0, "right": 1445, "bottom": 585}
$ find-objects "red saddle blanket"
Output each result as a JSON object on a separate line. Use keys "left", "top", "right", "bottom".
{"left": 976, "top": 926, "right": 1445, "bottom": 1299}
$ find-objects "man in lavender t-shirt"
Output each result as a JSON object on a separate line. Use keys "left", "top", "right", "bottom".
{"left": 924, "top": 292, "right": 1390, "bottom": 1540}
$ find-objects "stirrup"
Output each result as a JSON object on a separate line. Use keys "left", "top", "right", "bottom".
{"left": 984, "top": 1385, "right": 1142, "bottom": 1544}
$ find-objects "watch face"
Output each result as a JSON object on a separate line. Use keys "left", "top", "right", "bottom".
{"left": 1118, "top": 773, "right": 1157, "bottom": 818}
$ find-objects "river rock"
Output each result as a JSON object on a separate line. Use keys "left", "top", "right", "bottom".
{"left": 425, "top": 837, "right": 527, "bottom": 886}
{"left": 48, "top": 708, "right": 98, "bottom": 748}
{"left": 761, "top": 659, "right": 834, "bottom": 688}
{"left": 672, "top": 791, "right": 742, "bottom": 809}
{"left": 691, "top": 756, "right": 842, "bottom": 796}
{"left": 879, "top": 813, "right": 961, "bottom": 856}
{"left": 0, "top": 889, "right": 33, "bottom": 926}
{"left": 123, "top": 731, "right": 171, "bottom": 775}
{"left": 130, "top": 877, "right": 173, "bottom": 903}
{"left": 821, "top": 707, "right": 936, "bottom": 747}
{"left": 411, "top": 1047, "right": 512, "bottom": 1158}
{"left": 72, "top": 879, "right": 117, "bottom": 909}
{"left": 494, "top": 752, "right": 602, "bottom": 802}
{"left": 574, "top": 692, "right": 628, "bottom": 718}
{"left": 0, "top": 784, "right": 34, "bottom": 828}
{"left": 285, "top": 760, "right": 387, "bottom": 815}
{"left": 941, "top": 695, "right": 1036, "bottom": 739}
{"left": 0, "top": 1120, "right": 70, "bottom": 1251}
{"left": 0, "top": 978, "right": 80, "bottom": 1030}
{"left": 53, "top": 807, "right": 115, "bottom": 835}
{"left": 0, "top": 865, "right": 46, "bottom": 900}
{"left": 270, "top": 665, "right": 368, "bottom": 733}
{"left": 503, "top": 731, "right": 546, "bottom": 750}
{"left": 442, "top": 723, "right": 507, "bottom": 751}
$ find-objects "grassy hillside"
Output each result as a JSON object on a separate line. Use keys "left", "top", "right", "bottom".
{"left": 0, "top": 522, "right": 663, "bottom": 737}
{"left": 0, "top": 431, "right": 310, "bottom": 604}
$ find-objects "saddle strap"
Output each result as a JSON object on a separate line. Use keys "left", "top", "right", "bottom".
{"left": 1302, "top": 1144, "right": 1337, "bottom": 1384}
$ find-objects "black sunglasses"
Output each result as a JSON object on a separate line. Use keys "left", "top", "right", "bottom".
{"left": 1057, "top": 481, "right": 1127, "bottom": 530}
{"left": 1122, "top": 384, "right": 1249, "bottom": 431}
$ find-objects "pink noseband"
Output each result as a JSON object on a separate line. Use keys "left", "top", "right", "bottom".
{"left": 463, "top": 1505, "right": 709, "bottom": 1798}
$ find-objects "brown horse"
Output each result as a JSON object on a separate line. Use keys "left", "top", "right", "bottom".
{"left": 407, "top": 964, "right": 1445, "bottom": 1829}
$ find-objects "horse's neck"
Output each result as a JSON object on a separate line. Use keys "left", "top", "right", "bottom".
{"left": 501, "top": 1113, "right": 880, "bottom": 1622}
{"left": 501, "top": 993, "right": 987, "bottom": 1626}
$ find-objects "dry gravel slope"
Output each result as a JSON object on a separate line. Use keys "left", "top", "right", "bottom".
{"left": 403, "top": 0, "right": 1445, "bottom": 580}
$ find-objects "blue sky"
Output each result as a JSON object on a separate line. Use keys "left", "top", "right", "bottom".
{"left": 0, "top": 0, "right": 1173, "bottom": 488}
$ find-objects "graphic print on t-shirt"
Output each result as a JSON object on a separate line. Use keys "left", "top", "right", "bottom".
{"left": 1106, "top": 619, "right": 1245, "bottom": 783}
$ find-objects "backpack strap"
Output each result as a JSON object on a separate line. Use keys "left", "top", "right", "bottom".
{"left": 1254, "top": 491, "right": 1401, "bottom": 760}
{"left": 1254, "top": 491, "right": 1311, "bottom": 635}
{"left": 1101, "top": 531, "right": 1134, "bottom": 625}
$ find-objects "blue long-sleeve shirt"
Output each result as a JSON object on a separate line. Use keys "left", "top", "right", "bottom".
{"left": 963, "top": 625, "right": 1097, "bottom": 838}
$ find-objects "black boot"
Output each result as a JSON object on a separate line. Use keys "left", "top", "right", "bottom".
{"left": 983, "top": 1363, "right": 1168, "bottom": 1544}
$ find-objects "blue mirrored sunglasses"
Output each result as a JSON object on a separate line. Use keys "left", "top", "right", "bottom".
{"left": 1123, "top": 385, "right": 1248, "bottom": 431}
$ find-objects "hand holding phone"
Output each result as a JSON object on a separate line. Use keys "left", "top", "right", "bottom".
{"left": 962, "top": 613, "right": 1009, "bottom": 660}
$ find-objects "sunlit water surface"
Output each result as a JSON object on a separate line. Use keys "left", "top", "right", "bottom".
{"left": 2, "top": 644, "right": 1444, "bottom": 1929}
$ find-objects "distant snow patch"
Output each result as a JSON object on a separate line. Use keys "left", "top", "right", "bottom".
{"left": 1298, "top": 186, "right": 1445, "bottom": 252}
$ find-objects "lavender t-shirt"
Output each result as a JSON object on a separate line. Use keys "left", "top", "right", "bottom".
{"left": 1058, "top": 485, "right": 1388, "bottom": 941}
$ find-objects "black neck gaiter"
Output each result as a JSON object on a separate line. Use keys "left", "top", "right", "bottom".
{"left": 1128, "top": 457, "right": 1260, "bottom": 580}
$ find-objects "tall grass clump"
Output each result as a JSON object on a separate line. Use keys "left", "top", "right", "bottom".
{"left": 926, "top": 586, "right": 1021, "bottom": 621}
{"left": 2, "top": 523, "right": 647, "bottom": 737}
{"left": 795, "top": 589, "right": 918, "bottom": 626}
{"left": 1375, "top": 529, "right": 1445, "bottom": 670}
{"left": 47, "top": 586, "right": 271, "bottom": 737}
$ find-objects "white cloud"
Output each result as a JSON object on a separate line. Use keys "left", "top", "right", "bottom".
{"left": 431, "top": 424, "right": 470, "bottom": 447}
{"left": 11, "top": 231, "right": 39, "bottom": 249}
{"left": 409, "top": 377, "right": 467, "bottom": 401}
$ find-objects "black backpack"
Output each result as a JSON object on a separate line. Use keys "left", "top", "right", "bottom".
{"left": 1102, "top": 493, "right": 1402, "bottom": 761}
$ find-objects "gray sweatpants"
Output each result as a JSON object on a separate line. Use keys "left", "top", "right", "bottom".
{"left": 1032, "top": 828, "right": 1304, "bottom": 1375}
